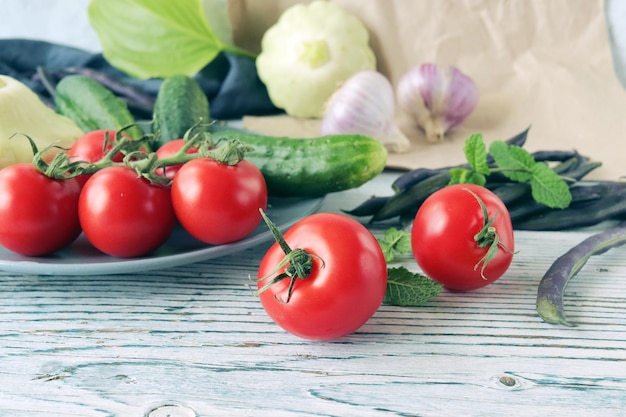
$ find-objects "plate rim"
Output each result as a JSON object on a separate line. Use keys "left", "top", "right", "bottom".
{"left": 0, "top": 196, "right": 325, "bottom": 276}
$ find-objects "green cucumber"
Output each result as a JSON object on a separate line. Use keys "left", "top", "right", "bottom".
{"left": 153, "top": 75, "right": 210, "bottom": 148}
{"left": 54, "top": 75, "right": 144, "bottom": 139}
{"left": 211, "top": 129, "right": 388, "bottom": 198}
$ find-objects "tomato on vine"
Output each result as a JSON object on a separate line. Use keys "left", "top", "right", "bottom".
{"left": 79, "top": 166, "right": 175, "bottom": 257}
{"left": 411, "top": 184, "right": 515, "bottom": 291}
{"left": 68, "top": 129, "right": 127, "bottom": 163}
{"left": 31, "top": 126, "right": 263, "bottom": 256}
{"left": 255, "top": 211, "right": 388, "bottom": 341}
{"left": 171, "top": 141, "right": 267, "bottom": 245}
{"left": 0, "top": 163, "right": 82, "bottom": 256}
{"left": 154, "top": 138, "right": 199, "bottom": 180}
{"left": 67, "top": 129, "right": 143, "bottom": 186}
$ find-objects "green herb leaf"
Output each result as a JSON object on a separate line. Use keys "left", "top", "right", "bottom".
{"left": 489, "top": 141, "right": 534, "bottom": 182}
{"left": 377, "top": 227, "right": 412, "bottom": 262}
{"left": 383, "top": 267, "right": 442, "bottom": 306}
{"left": 449, "top": 167, "right": 487, "bottom": 186}
{"left": 377, "top": 240, "right": 393, "bottom": 263}
{"left": 463, "top": 133, "right": 490, "bottom": 175}
{"left": 453, "top": 133, "right": 573, "bottom": 210}
{"left": 88, "top": 0, "right": 254, "bottom": 79}
{"left": 530, "top": 162, "right": 573, "bottom": 208}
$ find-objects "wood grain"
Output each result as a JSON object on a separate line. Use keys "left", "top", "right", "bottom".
{"left": 1, "top": 174, "right": 625, "bottom": 416}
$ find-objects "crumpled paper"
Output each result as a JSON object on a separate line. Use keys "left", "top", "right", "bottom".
{"left": 231, "top": 0, "right": 626, "bottom": 181}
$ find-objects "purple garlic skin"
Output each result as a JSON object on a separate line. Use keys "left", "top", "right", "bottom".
{"left": 397, "top": 63, "right": 478, "bottom": 143}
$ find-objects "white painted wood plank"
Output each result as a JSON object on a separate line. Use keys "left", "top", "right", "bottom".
{"left": 1, "top": 173, "right": 626, "bottom": 416}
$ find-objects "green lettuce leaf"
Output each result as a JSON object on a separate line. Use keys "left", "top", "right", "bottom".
{"left": 88, "top": 0, "right": 254, "bottom": 79}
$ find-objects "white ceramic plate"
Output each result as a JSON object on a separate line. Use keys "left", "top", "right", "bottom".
{"left": 0, "top": 197, "right": 324, "bottom": 276}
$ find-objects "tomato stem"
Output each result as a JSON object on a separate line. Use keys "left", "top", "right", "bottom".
{"left": 463, "top": 187, "right": 514, "bottom": 279}
{"left": 32, "top": 122, "right": 255, "bottom": 185}
{"left": 255, "top": 209, "right": 321, "bottom": 303}
{"left": 207, "top": 138, "right": 254, "bottom": 166}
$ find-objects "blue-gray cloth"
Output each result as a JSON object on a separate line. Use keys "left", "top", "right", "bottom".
{"left": 0, "top": 39, "right": 280, "bottom": 120}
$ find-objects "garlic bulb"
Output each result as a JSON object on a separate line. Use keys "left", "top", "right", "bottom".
{"left": 321, "top": 70, "right": 410, "bottom": 153}
{"left": 397, "top": 63, "right": 478, "bottom": 143}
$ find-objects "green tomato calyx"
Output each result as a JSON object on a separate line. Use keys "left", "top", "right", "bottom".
{"left": 255, "top": 209, "right": 324, "bottom": 303}
{"left": 463, "top": 187, "right": 514, "bottom": 279}
{"left": 299, "top": 39, "right": 331, "bottom": 69}
{"left": 208, "top": 137, "right": 254, "bottom": 166}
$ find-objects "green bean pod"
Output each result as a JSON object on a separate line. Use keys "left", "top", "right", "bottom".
{"left": 372, "top": 172, "right": 451, "bottom": 221}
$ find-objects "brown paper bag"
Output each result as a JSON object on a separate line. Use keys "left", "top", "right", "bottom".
{"left": 230, "top": 0, "right": 625, "bottom": 181}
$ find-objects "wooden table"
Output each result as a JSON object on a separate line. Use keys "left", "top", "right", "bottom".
{"left": 1, "top": 172, "right": 625, "bottom": 416}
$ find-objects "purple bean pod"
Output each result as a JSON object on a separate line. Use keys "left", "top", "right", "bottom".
{"left": 536, "top": 222, "right": 626, "bottom": 326}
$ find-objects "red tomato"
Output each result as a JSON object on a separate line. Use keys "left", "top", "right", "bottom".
{"left": 67, "top": 129, "right": 126, "bottom": 186}
{"left": 171, "top": 157, "right": 268, "bottom": 245}
{"left": 154, "top": 139, "right": 199, "bottom": 180}
{"left": 79, "top": 166, "right": 175, "bottom": 257}
{"left": 257, "top": 213, "right": 388, "bottom": 340}
{"left": 0, "top": 163, "right": 82, "bottom": 256}
{"left": 68, "top": 129, "right": 125, "bottom": 162}
{"left": 411, "top": 184, "right": 515, "bottom": 291}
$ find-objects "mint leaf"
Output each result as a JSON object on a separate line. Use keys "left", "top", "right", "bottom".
{"left": 449, "top": 167, "right": 487, "bottom": 186}
{"left": 489, "top": 141, "right": 535, "bottom": 182}
{"left": 452, "top": 133, "right": 573, "bottom": 210}
{"left": 377, "top": 228, "right": 412, "bottom": 262}
{"left": 384, "top": 267, "right": 442, "bottom": 306}
{"left": 448, "top": 134, "right": 489, "bottom": 185}
{"left": 384, "top": 228, "right": 412, "bottom": 254}
{"left": 488, "top": 140, "right": 571, "bottom": 208}
{"left": 463, "top": 133, "right": 490, "bottom": 175}
{"left": 377, "top": 240, "right": 394, "bottom": 263}
{"left": 530, "top": 162, "right": 573, "bottom": 208}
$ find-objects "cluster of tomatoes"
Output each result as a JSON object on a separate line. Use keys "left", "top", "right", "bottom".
{"left": 0, "top": 129, "right": 268, "bottom": 258}
{"left": 0, "top": 128, "right": 516, "bottom": 342}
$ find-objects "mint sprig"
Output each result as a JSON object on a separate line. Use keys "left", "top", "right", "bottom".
{"left": 449, "top": 134, "right": 572, "bottom": 209}
{"left": 383, "top": 266, "right": 443, "bottom": 306}
{"left": 449, "top": 167, "right": 487, "bottom": 186}
{"left": 376, "top": 228, "right": 442, "bottom": 306}
{"left": 489, "top": 140, "right": 536, "bottom": 182}
{"left": 528, "top": 162, "right": 572, "bottom": 208}
{"left": 464, "top": 133, "right": 491, "bottom": 176}
{"left": 377, "top": 227, "right": 412, "bottom": 262}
